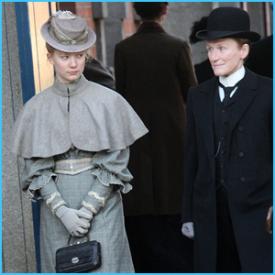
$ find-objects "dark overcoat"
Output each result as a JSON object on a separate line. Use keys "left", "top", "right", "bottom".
{"left": 246, "top": 35, "right": 273, "bottom": 78}
{"left": 114, "top": 22, "right": 197, "bottom": 216}
{"left": 182, "top": 69, "right": 273, "bottom": 272}
{"left": 83, "top": 58, "right": 115, "bottom": 90}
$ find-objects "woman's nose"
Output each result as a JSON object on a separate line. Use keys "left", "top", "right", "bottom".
{"left": 209, "top": 49, "right": 219, "bottom": 62}
{"left": 69, "top": 57, "right": 77, "bottom": 67}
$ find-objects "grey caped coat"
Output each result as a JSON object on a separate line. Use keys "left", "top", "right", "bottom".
{"left": 13, "top": 75, "right": 148, "bottom": 272}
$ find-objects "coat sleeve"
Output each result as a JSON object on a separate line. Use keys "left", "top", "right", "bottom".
{"left": 182, "top": 88, "right": 198, "bottom": 222}
{"left": 114, "top": 44, "right": 127, "bottom": 96}
{"left": 21, "top": 157, "right": 57, "bottom": 200}
{"left": 177, "top": 42, "right": 198, "bottom": 103}
{"left": 81, "top": 148, "right": 133, "bottom": 214}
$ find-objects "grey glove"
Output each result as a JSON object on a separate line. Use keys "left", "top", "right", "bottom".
{"left": 56, "top": 206, "right": 91, "bottom": 237}
{"left": 78, "top": 206, "right": 93, "bottom": 222}
{"left": 181, "top": 222, "right": 195, "bottom": 239}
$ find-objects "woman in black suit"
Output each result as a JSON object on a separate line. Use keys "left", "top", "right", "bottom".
{"left": 182, "top": 7, "right": 272, "bottom": 272}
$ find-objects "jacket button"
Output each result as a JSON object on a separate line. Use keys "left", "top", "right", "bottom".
{"left": 240, "top": 177, "right": 246, "bottom": 182}
{"left": 238, "top": 126, "right": 244, "bottom": 131}
{"left": 239, "top": 152, "right": 244, "bottom": 158}
{"left": 220, "top": 179, "right": 225, "bottom": 184}
{"left": 238, "top": 151, "right": 244, "bottom": 158}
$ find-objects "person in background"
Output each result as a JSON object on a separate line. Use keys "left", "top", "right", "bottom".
{"left": 181, "top": 7, "right": 272, "bottom": 272}
{"left": 189, "top": 16, "right": 214, "bottom": 83}
{"left": 246, "top": 34, "right": 273, "bottom": 78}
{"left": 114, "top": 2, "right": 197, "bottom": 272}
{"left": 83, "top": 58, "right": 115, "bottom": 90}
{"left": 12, "top": 11, "right": 148, "bottom": 272}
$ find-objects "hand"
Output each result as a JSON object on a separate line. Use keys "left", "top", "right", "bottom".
{"left": 181, "top": 222, "right": 194, "bottom": 239}
{"left": 78, "top": 206, "right": 93, "bottom": 222}
{"left": 56, "top": 206, "right": 91, "bottom": 237}
{"left": 266, "top": 206, "right": 273, "bottom": 234}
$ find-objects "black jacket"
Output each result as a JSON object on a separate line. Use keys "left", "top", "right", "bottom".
{"left": 182, "top": 69, "right": 272, "bottom": 272}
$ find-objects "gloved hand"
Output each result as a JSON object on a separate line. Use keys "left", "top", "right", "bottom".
{"left": 56, "top": 206, "right": 91, "bottom": 237}
{"left": 78, "top": 206, "right": 93, "bottom": 222}
{"left": 266, "top": 206, "right": 273, "bottom": 234}
{"left": 181, "top": 222, "right": 195, "bottom": 239}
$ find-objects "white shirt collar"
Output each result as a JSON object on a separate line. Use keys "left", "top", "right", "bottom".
{"left": 218, "top": 66, "right": 245, "bottom": 101}
{"left": 219, "top": 66, "right": 245, "bottom": 87}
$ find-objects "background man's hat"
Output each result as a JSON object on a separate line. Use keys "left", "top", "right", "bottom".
{"left": 196, "top": 7, "right": 260, "bottom": 42}
{"left": 41, "top": 10, "right": 96, "bottom": 52}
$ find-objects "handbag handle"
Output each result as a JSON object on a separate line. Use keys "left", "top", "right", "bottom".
{"left": 67, "top": 232, "right": 90, "bottom": 246}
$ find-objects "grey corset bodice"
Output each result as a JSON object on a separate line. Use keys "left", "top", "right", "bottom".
{"left": 54, "top": 147, "right": 95, "bottom": 175}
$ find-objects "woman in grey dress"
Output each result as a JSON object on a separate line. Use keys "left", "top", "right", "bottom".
{"left": 12, "top": 11, "right": 148, "bottom": 272}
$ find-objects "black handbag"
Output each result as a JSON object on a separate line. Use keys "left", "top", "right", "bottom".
{"left": 55, "top": 236, "right": 101, "bottom": 273}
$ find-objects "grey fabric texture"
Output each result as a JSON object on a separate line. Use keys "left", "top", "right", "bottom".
{"left": 22, "top": 158, "right": 56, "bottom": 199}
{"left": 80, "top": 149, "right": 132, "bottom": 214}
{"left": 22, "top": 148, "right": 134, "bottom": 272}
{"left": 40, "top": 179, "right": 60, "bottom": 198}
{"left": 12, "top": 75, "right": 148, "bottom": 158}
{"left": 81, "top": 180, "right": 112, "bottom": 214}
{"left": 40, "top": 180, "right": 67, "bottom": 214}
{"left": 90, "top": 149, "right": 133, "bottom": 193}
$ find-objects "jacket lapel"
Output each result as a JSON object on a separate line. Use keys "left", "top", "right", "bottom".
{"left": 228, "top": 69, "right": 259, "bottom": 133}
{"left": 198, "top": 78, "right": 218, "bottom": 159}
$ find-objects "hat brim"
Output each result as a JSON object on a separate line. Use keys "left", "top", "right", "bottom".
{"left": 41, "top": 22, "right": 96, "bottom": 53}
{"left": 196, "top": 30, "right": 261, "bottom": 42}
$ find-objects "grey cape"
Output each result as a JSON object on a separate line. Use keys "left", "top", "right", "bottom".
{"left": 12, "top": 75, "right": 148, "bottom": 272}
{"left": 12, "top": 75, "right": 148, "bottom": 158}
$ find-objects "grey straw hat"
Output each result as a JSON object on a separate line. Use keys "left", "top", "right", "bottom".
{"left": 196, "top": 7, "right": 260, "bottom": 42}
{"left": 41, "top": 10, "right": 96, "bottom": 52}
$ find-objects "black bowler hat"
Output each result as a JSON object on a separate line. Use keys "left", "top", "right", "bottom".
{"left": 196, "top": 7, "right": 260, "bottom": 42}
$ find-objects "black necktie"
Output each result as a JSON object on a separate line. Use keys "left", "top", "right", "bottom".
{"left": 218, "top": 82, "right": 238, "bottom": 104}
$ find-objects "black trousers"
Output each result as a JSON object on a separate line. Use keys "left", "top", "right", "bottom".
{"left": 216, "top": 187, "right": 241, "bottom": 272}
{"left": 125, "top": 214, "right": 194, "bottom": 273}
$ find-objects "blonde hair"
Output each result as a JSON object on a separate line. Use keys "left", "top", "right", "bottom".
{"left": 46, "top": 43, "right": 92, "bottom": 62}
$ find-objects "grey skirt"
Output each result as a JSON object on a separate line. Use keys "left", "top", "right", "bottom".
{"left": 40, "top": 169, "right": 134, "bottom": 272}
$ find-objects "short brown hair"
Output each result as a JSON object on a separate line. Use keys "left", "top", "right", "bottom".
{"left": 133, "top": 2, "right": 168, "bottom": 20}
{"left": 234, "top": 38, "right": 251, "bottom": 48}
{"left": 234, "top": 38, "right": 250, "bottom": 61}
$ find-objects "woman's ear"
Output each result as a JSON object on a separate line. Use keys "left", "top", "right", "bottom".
{"left": 47, "top": 53, "right": 53, "bottom": 64}
{"left": 241, "top": 43, "right": 250, "bottom": 60}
